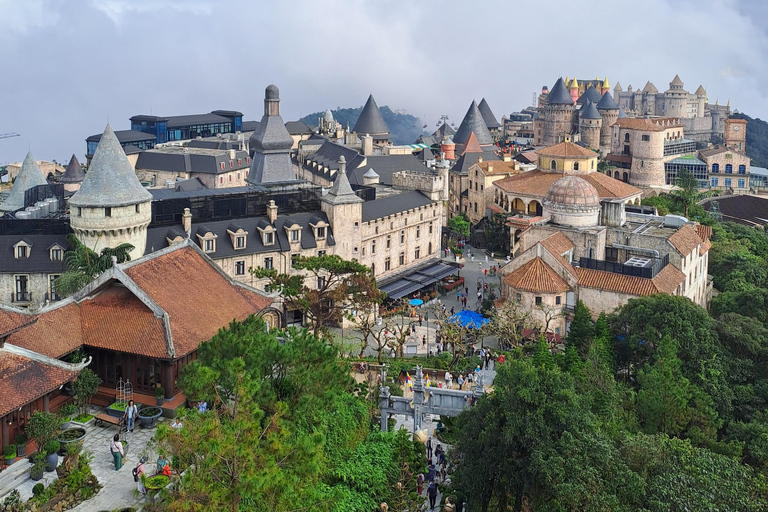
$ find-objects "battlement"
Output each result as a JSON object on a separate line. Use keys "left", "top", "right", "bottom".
{"left": 392, "top": 170, "right": 447, "bottom": 201}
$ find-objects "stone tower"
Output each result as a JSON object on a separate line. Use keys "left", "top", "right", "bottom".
{"left": 69, "top": 124, "right": 153, "bottom": 259}
{"left": 596, "top": 92, "right": 619, "bottom": 150}
{"left": 578, "top": 100, "right": 602, "bottom": 151}
{"left": 0, "top": 152, "right": 47, "bottom": 213}
{"left": 542, "top": 78, "right": 576, "bottom": 146}
{"left": 694, "top": 85, "right": 707, "bottom": 118}
{"left": 320, "top": 156, "right": 363, "bottom": 258}
{"left": 247, "top": 84, "right": 296, "bottom": 184}
{"left": 664, "top": 74, "right": 688, "bottom": 119}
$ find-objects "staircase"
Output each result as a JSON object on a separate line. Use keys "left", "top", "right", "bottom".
{"left": 470, "top": 228, "right": 489, "bottom": 250}
{"left": 0, "top": 458, "right": 33, "bottom": 499}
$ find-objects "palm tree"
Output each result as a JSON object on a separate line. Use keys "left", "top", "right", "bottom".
{"left": 669, "top": 166, "right": 710, "bottom": 217}
{"left": 54, "top": 234, "right": 134, "bottom": 297}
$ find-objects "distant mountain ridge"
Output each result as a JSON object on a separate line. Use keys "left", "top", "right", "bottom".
{"left": 731, "top": 113, "right": 768, "bottom": 168}
{"left": 300, "top": 106, "right": 423, "bottom": 146}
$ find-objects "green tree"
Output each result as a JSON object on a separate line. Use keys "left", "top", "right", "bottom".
{"left": 446, "top": 213, "right": 470, "bottom": 239}
{"left": 251, "top": 254, "right": 377, "bottom": 336}
{"left": 25, "top": 411, "right": 60, "bottom": 454}
{"left": 71, "top": 368, "right": 101, "bottom": 418}
{"left": 566, "top": 300, "right": 593, "bottom": 357}
{"left": 669, "top": 166, "right": 709, "bottom": 217}
{"left": 54, "top": 233, "right": 134, "bottom": 297}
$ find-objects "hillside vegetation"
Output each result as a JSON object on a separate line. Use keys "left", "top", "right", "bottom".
{"left": 301, "top": 106, "right": 423, "bottom": 145}
{"left": 731, "top": 112, "right": 768, "bottom": 167}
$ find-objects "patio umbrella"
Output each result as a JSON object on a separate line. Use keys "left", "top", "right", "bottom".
{"left": 409, "top": 298, "right": 424, "bottom": 306}
{"left": 447, "top": 310, "right": 490, "bottom": 329}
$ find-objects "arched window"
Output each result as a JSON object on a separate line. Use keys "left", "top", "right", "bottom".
{"left": 573, "top": 162, "right": 579, "bottom": 171}
{"left": 624, "top": 133, "right": 630, "bottom": 142}
{"left": 371, "top": 263, "right": 375, "bottom": 275}
{"left": 711, "top": 163, "right": 719, "bottom": 173}
{"left": 725, "top": 164, "right": 733, "bottom": 174}
{"left": 614, "top": 171, "right": 620, "bottom": 179}
{"left": 623, "top": 172, "right": 629, "bottom": 183}
{"left": 739, "top": 164, "right": 746, "bottom": 174}
{"left": 550, "top": 159, "right": 557, "bottom": 170}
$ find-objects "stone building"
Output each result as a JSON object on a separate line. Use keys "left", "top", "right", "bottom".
{"left": 724, "top": 117, "right": 747, "bottom": 151}
{"left": 4, "top": 160, "right": 65, "bottom": 182}
{"left": 465, "top": 156, "right": 524, "bottom": 224}
{"left": 134, "top": 146, "right": 252, "bottom": 189}
{"left": 699, "top": 145, "right": 750, "bottom": 193}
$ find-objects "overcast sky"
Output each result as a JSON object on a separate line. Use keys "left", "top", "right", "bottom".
{"left": 0, "top": 0, "right": 766, "bottom": 165}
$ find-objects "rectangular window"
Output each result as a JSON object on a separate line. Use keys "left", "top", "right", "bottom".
{"left": 317, "top": 250, "right": 326, "bottom": 257}
{"left": 238, "top": 159, "right": 242, "bottom": 166}
{"left": 78, "top": 207, "right": 82, "bottom": 217}
{"left": 725, "top": 178, "right": 732, "bottom": 188}
{"left": 235, "top": 260, "right": 246, "bottom": 276}
{"left": 535, "top": 296, "right": 542, "bottom": 306}
{"left": 416, "top": 226, "right": 420, "bottom": 239}
{"left": 385, "top": 258, "right": 391, "bottom": 271}
{"left": 386, "top": 236, "right": 391, "bottom": 249}
{"left": 515, "top": 293, "right": 522, "bottom": 302}
{"left": 221, "top": 162, "right": 225, "bottom": 170}
{"left": 204, "top": 239, "right": 215, "bottom": 252}
{"left": 400, "top": 231, "right": 405, "bottom": 244}
{"left": 711, "top": 177, "right": 719, "bottom": 187}
{"left": 555, "top": 296, "right": 562, "bottom": 305}
{"left": 16, "top": 246, "right": 27, "bottom": 259}
{"left": 291, "top": 254, "right": 300, "bottom": 267}
{"left": 230, "top": 161, "right": 234, "bottom": 169}
{"left": 429, "top": 223, "right": 433, "bottom": 234}
{"left": 399, "top": 252, "right": 405, "bottom": 266}
{"left": 316, "top": 227, "right": 326, "bottom": 239}
{"left": 317, "top": 276, "right": 326, "bottom": 289}
{"left": 264, "top": 257, "right": 274, "bottom": 270}
{"left": 135, "top": 204, "right": 140, "bottom": 214}
{"left": 641, "top": 134, "right": 650, "bottom": 141}
{"left": 105, "top": 207, "right": 112, "bottom": 217}
{"left": 605, "top": 247, "right": 618, "bottom": 262}
{"left": 415, "top": 247, "right": 420, "bottom": 259}
{"left": 264, "top": 232, "right": 274, "bottom": 245}
{"left": 51, "top": 248, "right": 62, "bottom": 261}
{"left": 14, "top": 275, "right": 29, "bottom": 302}
{"left": 291, "top": 230, "right": 300, "bottom": 242}
{"left": 235, "top": 236, "right": 245, "bottom": 249}
{"left": 49, "top": 274, "right": 60, "bottom": 301}
{"left": 371, "top": 241, "right": 376, "bottom": 254}
{"left": 738, "top": 178, "right": 746, "bottom": 188}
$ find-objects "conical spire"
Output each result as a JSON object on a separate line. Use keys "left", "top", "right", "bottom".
{"left": 248, "top": 84, "right": 295, "bottom": 184}
{"left": 596, "top": 91, "right": 619, "bottom": 110}
{"left": 352, "top": 95, "right": 389, "bottom": 136}
{"left": 0, "top": 152, "right": 48, "bottom": 212}
{"left": 576, "top": 86, "right": 602, "bottom": 105}
{"left": 670, "top": 74, "right": 684, "bottom": 86}
{"left": 546, "top": 78, "right": 573, "bottom": 105}
{"left": 69, "top": 124, "right": 152, "bottom": 208}
{"left": 461, "top": 132, "right": 483, "bottom": 154}
{"left": 579, "top": 100, "right": 602, "bottom": 120}
{"left": 453, "top": 101, "right": 494, "bottom": 145}
{"left": 478, "top": 98, "right": 501, "bottom": 129}
{"left": 325, "top": 156, "right": 362, "bottom": 205}
{"left": 60, "top": 154, "right": 84, "bottom": 184}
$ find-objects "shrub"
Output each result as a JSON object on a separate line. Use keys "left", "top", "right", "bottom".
{"left": 14, "top": 433, "right": 27, "bottom": 446}
{"left": 32, "top": 483, "right": 44, "bottom": 497}
{"left": 26, "top": 411, "right": 61, "bottom": 454}
{"left": 45, "top": 440, "right": 60, "bottom": 455}
{"left": 59, "top": 404, "right": 78, "bottom": 419}
{"left": 3, "top": 445, "right": 16, "bottom": 458}
{"left": 155, "top": 386, "right": 165, "bottom": 399}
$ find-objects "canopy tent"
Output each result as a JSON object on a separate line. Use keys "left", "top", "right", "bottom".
{"left": 447, "top": 310, "right": 490, "bottom": 329}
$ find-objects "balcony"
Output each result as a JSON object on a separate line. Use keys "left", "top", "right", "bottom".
{"left": 12, "top": 292, "right": 31, "bottom": 303}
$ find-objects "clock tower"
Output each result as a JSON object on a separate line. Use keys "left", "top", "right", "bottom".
{"left": 724, "top": 118, "right": 747, "bottom": 152}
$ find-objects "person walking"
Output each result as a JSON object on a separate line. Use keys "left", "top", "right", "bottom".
{"left": 457, "top": 374, "right": 464, "bottom": 390}
{"left": 485, "top": 254, "right": 488, "bottom": 263}
{"left": 426, "top": 438, "right": 433, "bottom": 459}
{"left": 485, "top": 351, "right": 491, "bottom": 369}
{"left": 135, "top": 457, "right": 147, "bottom": 496}
{"left": 450, "top": 307, "right": 455, "bottom": 315}
{"left": 123, "top": 399, "right": 138, "bottom": 433}
{"left": 422, "top": 335, "right": 427, "bottom": 347}
{"left": 110, "top": 434, "right": 124, "bottom": 470}
{"left": 427, "top": 482, "right": 438, "bottom": 509}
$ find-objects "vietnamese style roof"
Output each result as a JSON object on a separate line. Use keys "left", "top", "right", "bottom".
{"left": 248, "top": 85, "right": 295, "bottom": 184}
{"left": 353, "top": 95, "right": 390, "bottom": 136}
{"left": 642, "top": 81, "right": 658, "bottom": 94}
{"left": 70, "top": 125, "right": 153, "bottom": 208}
{"left": 478, "top": 98, "right": 501, "bottom": 129}
{"left": 454, "top": 101, "right": 494, "bottom": 146}
{"left": 60, "top": 154, "right": 84, "bottom": 184}
{"left": 494, "top": 169, "right": 640, "bottom": 201}
{"left": 579, "top": 100, "right": 602, "bottom": 120}
{"left": 547, "top": 78, "right": 574, "bottom": 105}
{"left": 0, "top": 152, "right": 48, "bottom": 212}
{"left": 597, "top": 91, "right": 619, "bottom": 110}
{"left": 324, "top": 156, "right": 363, "bottom": 205}
{"left": 544, "top": 175, "right": 600, "bottom": 210}
{"left": 503, "top": 257, "right": 570, "bottom": 293}
{"left": 577, "top": 86, "right": 602, "bottom": 105}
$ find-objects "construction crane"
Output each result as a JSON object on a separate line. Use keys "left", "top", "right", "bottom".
{"left": 0, "top": 132, "right": 20, "bottom": 140}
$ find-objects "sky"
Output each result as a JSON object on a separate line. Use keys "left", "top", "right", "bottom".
{"left": 0, "top": 0, "right": 766, "bottom": 165}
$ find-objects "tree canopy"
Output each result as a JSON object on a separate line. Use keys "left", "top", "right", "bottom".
{"left": 54, "top": 233, "right": 134, "bottom": 297}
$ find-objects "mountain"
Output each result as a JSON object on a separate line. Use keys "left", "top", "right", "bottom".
{"left": 301, "top": 106, "right": 423, "bottom": 145}
{"left": 731, "top": 113, "right": 768, "bottom": 168}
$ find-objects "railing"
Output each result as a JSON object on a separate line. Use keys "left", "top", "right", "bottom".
{"left": 578, "top": 254, "right": 669, "bottom": 279}
{"left": 46, "top": 292, "right": 62, "bottom": 302}
{"left": 12, "top": 292, "right": 31, "bottom": 303}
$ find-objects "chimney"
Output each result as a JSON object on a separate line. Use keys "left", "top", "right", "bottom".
{"left": 267, "top": 200, "right": 278, "bottom": 224}
{"left": 182, "top": 207, "right": 192, "bottom": 236}
{"left": 487, "top": 164, "right": 493, "bottom": 173}
{"left": 503, "top": 153, "right": 512, "bottom": 162}
{"left": 361, "top": 134, "right": 373, "bottom": 156}
{"left": 478, "top": 157, "right": 483, "bottom": 163}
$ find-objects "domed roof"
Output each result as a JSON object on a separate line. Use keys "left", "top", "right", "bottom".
{"left": 265, "top": 84, "right": 279, "bottom": 100}
{"left": 323, "top": 109, "right": 334, "bottom": 123}
{"left": 544, "top": 176, "right": 600, "bottom": 210}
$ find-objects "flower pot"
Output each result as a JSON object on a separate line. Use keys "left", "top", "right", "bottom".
{"left": 137, "top": 407, "right": 163, "bottom": 428}
{"left": 156, "top": 398, "right": 164, "bottom": 406}
{"left": 30, "top": 467, "right": 43, "bottom": 481}
{"left": 107, "top": 404, "right": 126, "bottom": 418}
{"left": 57, "top": 428, "right": 87, "bottom": 455}
{"left": 60, "top": 420, "right": 72, "bottom": 430}
{"left": 16, "top": 444, "right": 26, "bottom": 457}
{"left": 45, "top": 452, "right": 58, "bottom": 472}
{"left": 3, "top": 456, "right": 14, "bottom": 466}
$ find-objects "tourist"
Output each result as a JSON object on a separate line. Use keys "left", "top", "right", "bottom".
{"left": 156, "top": 454, "right": 170, "bottom": 475}
{"left": 422, "top": 335, "right": 426, "bottom": 347}
{"left": 417, "top": 472, "right": 425, "bottom": 494}
{"left": 426, "top": 438, "right": 433, "bottom": 459}
{"left": 135, "top": 456, "right": 147, "bottom": 496}
{"left": 445, "top": 371, "right": 453, "bottom": 388}
{"left": 450, "top": 307, "right": 455, "bottom": 315}
{"left": 110, "top": 433, "right": 124, "bottom": 470}
{"left": 485, "top": 351, "right": 491, "bottom": 369}
{"left": 479, "top": 348, "right": 485, "bottom": 361}
{"left": 171, "top": 417, "right": 182, "bottom": 429}
{"left": 457, "top": 374, "right": 464, "bottom": 390}
{"left": 464, "top": 287, "right": 468, "bottom": 296}
{"left": 196, "top": 401, "right": 208, "bottom": 413}
{"left": 484, "top": 268, "right": 487, "bottom": 276}
{"left": 427, "top": 481, "right": 438, "bottom": 509}
{"left": 123, "top": 399, "right": 138, "bottom": 433}
{"left": 419, "top": 314, "right": 423, "bottom": 326}
{"left": 427, "top": 461, "right": 436, "bottom": 482}
{"left": 485, "top": 254, "right": 488, "bottom": 263}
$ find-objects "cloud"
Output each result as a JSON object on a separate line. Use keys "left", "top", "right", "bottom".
{"left": 0, "top": 0, "right": 766, "bottom": 164}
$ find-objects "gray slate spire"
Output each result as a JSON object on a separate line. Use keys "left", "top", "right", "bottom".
{"left": 580, "top": 100, "right": 602, "bottom": 120}
{"left": 0, "top": 152, "right": 48, "bottom": 212}
{"left": 618, "top": 107, "right": 628, "bottom": 118}
{"left": 247, "top": 84, "right": 296, "bottom": 184}
{"left": 596, "top": 91, "right": 619, "bottom": 110}
{"left": 547, "top": 77, "right": 573, "bottom": 105}
{"left": 453, "top": 101, "right": 494, "bottom": 146}
{"left": 325, "top": 156, "right": 362, "bottom": 205}
{"left": 352, "top": 95, "right": 390, "bottom": 136}
{"left": 69, "top": 124, "right": 152, "bottom": 208}
{"left": 576, "top": 86, "right": 602, "bottom": 105}
{"left": 478, "top": 98, "right": 501, "bottom": 129}
{"left": 60, "top": 154, "right": 84, "bottom": 184}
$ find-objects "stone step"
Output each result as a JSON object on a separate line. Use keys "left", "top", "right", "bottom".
{"left": 0, "top": 458, "right": 33, "bottom": 500}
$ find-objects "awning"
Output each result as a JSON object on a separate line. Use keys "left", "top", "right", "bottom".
{"left": 381, "top": 280, "right": 424, "bottom": 300}
{"left": 381, "top": 263, "right": 458, "bottom": 300}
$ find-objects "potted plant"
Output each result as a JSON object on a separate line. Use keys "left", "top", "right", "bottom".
{"left": 30, "top": 453, "right": 45, "bottom": 481}
{"left": 44, "top": 440, "right": 60, "bottom": 472}
{"left": 155, "top": 386, "right": 165, "bottom": 406}
{"left": 26, "top": 410, "right": 60, "bottom": 460}
{"left": 137, "top": 407, "right": 163, "bottom": 428}
{"left": 59, "top": 404, "right": 78, "bottom": 429}
{"left": 107, "top": 401, "right": 128, "bottom": 418}
{"left": 15, "top": 433, "right": 28, "bottom": 457}
{"left": 56, "top": 428, "right": 87, "bottom": 455}
{"left": 3, "top": 444, "right": 16, "bottom": 465}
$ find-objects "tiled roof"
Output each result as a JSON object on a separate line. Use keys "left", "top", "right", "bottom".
{"left": 613, "top": 118, "right": 682, "bottom": 132}
{"left": 596, "top": 92, "right": 619, "bottom": 110}
{"left": 694, "top": 224, "right": 712, "bottom": 241}
{"left": 60, "top": 154, "right": 84, "bottom": 184}
{"left": 493, "top": 169, "right": 640, "bottom": 200}
{"left": 479, "top": 160, "right": 518, "bottom": 175}
{"left": 515, "top": 151, "right": 538, "bottom": 164}
{"left": 454, "top": 101, "right": 494, "bottom": 146}
{"left": 7, "top": 302, "right": 83, "bottom": 359}
{"left": 652, "top": 264, "right": 686, "bottom": 294}
{"left": 0, "top": 308, "right": 36, "bottom": 337}
{"left": 540, "top": 231, "right": 574, "bottom": 257}
{"left": 478, "top": 98, "right": 501, "bottom": 129}
{"left": 575, "top": 263, "right": 685, "bottom": 296}
{"left": 668, "top": 224, "right": 701, "bottom": 257}
{"left": 504, "top": 257, "right": 570, "bottom": 293}
{"left": 547, "top": 78, "right": 573, "bottom": 105}
{"left": 462, "top": 132, "right": 483, "bottom": 154}
{"left": 536, "top": 142, "right": 596, "bottom": 159}
{"left": 0, "top": 351, "right": 79, "bottom": 418}
{"left": 700, "top": 239, "right": 712, "bottom": 255}
{"left": 579, "top": 100, "right": 602, "bottom": 120}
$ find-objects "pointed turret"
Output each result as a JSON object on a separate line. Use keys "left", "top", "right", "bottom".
{"left": 60, "top": 154, "right": 85, "bottom": 192}
{"left": 478, "top": 98, "right": 501, "bottom": 130}
{"left": 570, "top": 78, "right": 579, "bottom": 90}
{"left": 596, "top": 91, "right": 619, "bottom": 110}
{"left": 325, "top": 156, "right": 362, "bottom": 205}
{"left": 642, "top": 81, "right": 658, "bottom": 94}
{"left": 352, "top": 95, "right": 390, "bottom": 141}
{"left": 461, "top": 132, "right": 483, "bottom": 155}
{"left": 0, "top": 152, "right": 47, "bottom": 212}
{"left": 694, "top": 85, "right": 706, "bottom": 96}
{"left": 601, "top": 77, "right": 610, "bottom": 94}
{"left": 618, "top": 107, "right": 628, "bottom": 118}
{"left": 670, "top": 74, "right": 684, "bottom": 87}
{"left": 546, "top": 78, "right": 573, "bottom": 105}
{"left": 453, "top": 101, "right": 494, "bottom": 146}
{"left": 579, "top": 100, "right": 602, "bottom": 120}
{"left": 247, "top": 84, "right": 295, "bottom": 184}
{"left": 576, "top": 86, "right": 602, "bottom": 105}
{"left": 613, "top": 81, "right": 622, "bottom": 92}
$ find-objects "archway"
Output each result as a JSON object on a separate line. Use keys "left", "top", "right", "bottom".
{"left": 528, "top": 200, "right": 542, "bottom": 216}
{"left": 550, "top": 159, "right": 557, "bottom": 171}
{"left": 512, "top": 198, "right": 525, "bottom": 212}
{"left": 623, "top": 172, "right": 629, "bottom": 183}
{"left": 614, "top": 171, "right": 620, "bottom": 179}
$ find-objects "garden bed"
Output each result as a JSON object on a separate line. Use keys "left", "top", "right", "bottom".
{"left": 107, "top": 401, "right": 128, "bottom": 418}
{"left": 70, "top": 413, "right": 94, "bottom": 426}
{"left": 442, "top": 277, "right": 465, "bottom": 292}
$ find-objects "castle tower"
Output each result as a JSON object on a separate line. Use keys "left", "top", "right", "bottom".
{"left": 569, "top": 78, "right": 579, "bottom": 103}
{"left": 453, "top": 100, "right": 494, "bottom": 152}
{"left": 542, "top": 78, "right": 575, "bottom": 146}
{"left": 694, "top": 85, "right": 707, "bottom": 118}
{"left": 596, "top": 92, "right": 619, "bottom": 149}
{"left": 69, "top": 124, "right": 153, "bottom": 259}
{"left": 477, "top": 98, "right": 501, "bottom": 134}
{"left": 353, "top": 95, "right": 391, "bottom": 146}
{"left": 321, "top": 156, "right": 363, "bottom": 258}
{"left": 724, "top": 118, "right": 747, "bottom": 151}
{"left": 601, "top": 77, "right": 610, "bottom": 95}
{"left": 247, "top": 84, "right": 296, "bottom": 184}
{"left": 0, "top": 152, "right": 48, "bottom": 213}
{"left": 60, "top": 154, "right": 85, "bottom": 193}
{"left": 578, "top": 100, "right": 602, "bottom": 151}
{"left": 664, "top": 74, "right": 688, "bottom": 119}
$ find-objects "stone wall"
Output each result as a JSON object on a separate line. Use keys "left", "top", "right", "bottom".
{"left": 69, "top": 201, "right": 152, "bottom": 260}
{"left": 392, "top": 171, "right": 445, "bottom": 201}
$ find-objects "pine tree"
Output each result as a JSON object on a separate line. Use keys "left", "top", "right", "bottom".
{"left": 567, "top": 300, "right": 593, "bottom": 357}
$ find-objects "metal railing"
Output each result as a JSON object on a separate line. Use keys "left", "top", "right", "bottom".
{"left": 12, "top": 292, "right": 31, "bottom": 303}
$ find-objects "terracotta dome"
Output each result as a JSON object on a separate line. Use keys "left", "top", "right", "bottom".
{"left": 544, "top": 175, "right": 600, "bottom": 210}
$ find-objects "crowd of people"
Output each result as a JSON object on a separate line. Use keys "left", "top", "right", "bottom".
{"left": 418, "top": 437, "right": 450, "bottom": 510}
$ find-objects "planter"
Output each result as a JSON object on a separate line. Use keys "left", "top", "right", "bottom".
{"left": 60, "top": 420, "right": 72, "bottom": 430}
{"left": 16, "top": 444, "right": 26, "bottom": 457}
{"left": 137, "top": 407, "right": 162, "bottom": 428}
{"left": 156, "top": 398, "right": 164, "bottom": 406}
{"left": 107, "top": 402, "right": 128, "bottom": 418}
{"left": 144, "top": 474, "right": 170, "bottom": 491}
{"left": 45, "top": 452, "right": 58, "bottom": 472}
{"left": 57, "top": 427, "right": 87, "bottom": 455}
{"left": 30, "top": 467, "right": 44, "bottom": 481}
{"left": 3, "top": 456, "right": 14, "bottom": 466}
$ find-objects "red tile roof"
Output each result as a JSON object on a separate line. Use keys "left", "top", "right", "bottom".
{"left": 7, "top": 303, "right": 82, "bottom": 359}
{"left": 575, "top": 263, "right": 685, "bottom": 297}
{"left": 504, "top": 257, "right": 570, "bottom": 293}
{"left": 668, "top": 224, "right": 702, "bottom": 257}
{"left": 694, "top": 224, "right": 712, "bottom": 241}
{"left": 536, "top": 141, "right": 596, "bottom": 159}
{"left": 0, "top": 351, "right": 78, "bottom": 417}
{"left": 539, "top": 232, "right": 577, "bottom": 278}
{"left": 613, "top": 118, "right": 682, "bottom": 132}
{"left": 462, "top": 132, "right": 483, "bottom": 154}
{"left": 0, "top": 309, "right": 36, "bottom": 337}
{"left": 493, "top": 169, "right": 640, "bottom": 200}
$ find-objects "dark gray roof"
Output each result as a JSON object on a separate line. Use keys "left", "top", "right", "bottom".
{"left": 86, "top": 129, "right": 156, "bottom": 144}
{"left": 145, "top": 211, "right": 335, "bottom": 257}
{"left": 576, "top": 86, "right": 602, "bottom": 105}
{"left": 247, "top": 90, "right": 295, "bottom": 184}
{"left": 122, "top": 145, "right": 144, "bottom": 155}
{"left": 450, "top": 149, "right": 500, "bottom": 175}
{"left": 60, "top": 155, "right": 84, "bottom": 184}
{"left": 415, "top": 135, "right": 436, "bottom": 146}
{"left": 0, "top": 152, "right": 49, "bottom": 212}
{"left": 347, "top": 154, "right": 428, "bottom": 187}
{"left": 478, "top": 98, "right": 501, "bottom": 129}
{"left": 285, "top": 121, "right": 313, "bottom": 135}
{"left": 361, "top": 190, "right": 434, "bottom": 223}
{"left": 596, "top": 91, "right": 619, "bottom": 110}
{"left": 618, "top": 107, "right": 628, "bottom": 118}
{"left": 418, "top": 148, "right": 435, "bottom": 162}
{"left": 135, "top": 148, "right": 250, "bottom": 175}
{"left": 432, "top": 122, "right": 455, "bottom": 140}
{"left": 0, "top": 233, "right": 69, "bottom": 273}
{"left": 242, "top": 121, "right": 260, "bottom": 132}
{"left": 324, "top": 158, "right": 363, "bottom": 205}
{"left": 174, "top": 178, "right": 206, "bottom": 192}
{"left": 166, "top": 113, "right": 233, "bottom": 129}
{"left": 352, "top": 95, "right": 390, "bottom": 135}
{"left": 453, "top": 101, "right": 494, "bottom": 146}
{"left": 303, "top": 141, "right": 365, "bottom": 179}
{"left": 70, "top": 124, "right": 153, "bottom": 208}
{"left": 547, "top": 78, "right": 573, "bottom": 105}
{"left": 579, "top": 100, "right": 602, "bottom": 120}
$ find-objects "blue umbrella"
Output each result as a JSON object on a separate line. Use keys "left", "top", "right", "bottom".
{"left": 409, "top": 299, "right": 424, "bottom": 306}
{"left": 447, "top": 310, "right": 490, "bottom": 329}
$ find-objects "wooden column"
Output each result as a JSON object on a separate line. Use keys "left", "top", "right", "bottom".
{"left": 162, "top": 361, "right": 174, "bottom": 399}
{"left": 43, "top": 395, "right": 49, "bottom": 412}
{"left": 1, "top": 415, "right": 8, "bottom": 447}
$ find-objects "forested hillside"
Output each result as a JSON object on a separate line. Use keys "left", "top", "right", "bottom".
{"left": 731, "top": 113, "right": 768, "bottom": 167}
{"left": 301, "top": 106, "right": 423, "bottom": 145}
